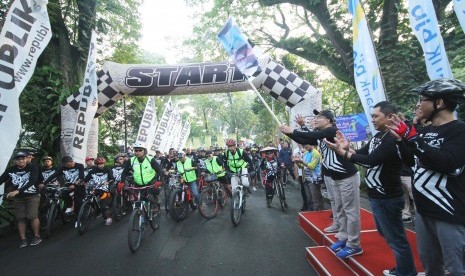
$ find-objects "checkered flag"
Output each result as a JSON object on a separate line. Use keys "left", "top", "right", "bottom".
{"left": 96, "top": 69, "right": 125, "bottom": 116}
{"left": 61, "top": 89, "right": 82, "bottom": 109}
{"left": 257, "top": 59, "right": 317, "bottom": 108}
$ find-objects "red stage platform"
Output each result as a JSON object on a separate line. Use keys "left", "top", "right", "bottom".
{"left": 299, "top": 209, "right": 424, "bottom": 275}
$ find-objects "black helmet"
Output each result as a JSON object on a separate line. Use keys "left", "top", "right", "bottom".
{"left": 413, "top": 79, "right": 465, "bottom": 104}
{"left": 197, "top": 147, "right": 205, "bottom": 152}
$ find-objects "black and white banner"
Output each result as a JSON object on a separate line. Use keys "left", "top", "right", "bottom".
{"left": 136, "top": 96, "right": 157, "bottom": 156}
{"left": 176, "top": 120, "right": 191, "bottom": 152}
{"left": 149, "top": 99, "right": 173, "bottom": 153}
{"left": 0, "top": 0, "right": 52, "bottom": 172}
{"left": 70, "top": 31, "right": 98, "bottom": 164}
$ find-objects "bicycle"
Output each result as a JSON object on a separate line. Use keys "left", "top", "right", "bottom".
{"left": 198, "top": 173, "right": 227, "bottom": 220}
{"left": 43, "top": 184, "right": 72, "bottom": 238}
{"left": 167, "top": 173, "right": 197, "bottom": 222}
{"left": 76, "top": 183, "right": 108, "bottom": 235}
{"left": 126, "top": 184, "right": 160, "bottom": 253}
{"left": 112, "top": 178, "right": 133, "bottom": 221}
{"left": 229, "top": 172, "right": 248, "bottom": 227}
{"left": 270, "top": 168, "right": 287, "bottom": 212}
{"left": 0, "top": 194, "right": 16, "bottom": 230}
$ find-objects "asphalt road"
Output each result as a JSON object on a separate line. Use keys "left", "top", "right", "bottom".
{"left": 0, "top": 184, "right": 317, "bottom": 276}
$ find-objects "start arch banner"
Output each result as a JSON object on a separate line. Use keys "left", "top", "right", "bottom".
{"left": 61, "top": 57, "right": 322, "bottom": 157}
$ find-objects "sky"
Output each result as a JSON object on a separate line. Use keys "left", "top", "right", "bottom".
{"left": 139, "top": 0, "right": 195, "bottom": 64}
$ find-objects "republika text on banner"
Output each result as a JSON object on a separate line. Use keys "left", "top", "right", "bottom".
{"left": 349, "top": 0, "right": 386, "bottom": 135}
{"left": 453, "top": 0, "right": 465, "bottom": 36}
{"left": 177, "top": 121, "right": 191, "bottom": 152}
{"left": 0, "top": 0, "right": 52, "bottom": 173}
{"left": 70, "top": 31, "right": 98, "bottom": 165}
{"left": 161, "top": 104, "right": 179, "bottom": 153}
{"left": 150, "top": 99, "right": 173, "bottom": 153}
{"left": 408, "top": 0, "right": 453, "bottom": 80}
{"left": 136, "top": 96, "right": 157, "bottom": 156}
{"left": 217, "top": 17, "right": 261, "bottom": 78}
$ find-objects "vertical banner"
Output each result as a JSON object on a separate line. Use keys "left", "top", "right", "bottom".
{"left": 160, "top": 104, "right": 179, "bottom": 153}
{"left": 453, "top": 0, "right": 465, "bottom": 35}
{"left": 135, "top": 96, "right": 157, "bottom": 156}
{"left": 349, "top": 0, "right": 387, "bottom": 135}
{"left": 169, "top": 114, "right": 183, "bottom": 150}
{"left": 0, "top": 0, "right": 52, "bottom": 173}
{"left": 70, "top": 31, "right": 98, "bottom": 164}
{"left": 149, "top": 99, "right": 173, "bottom": 154}
{"left": 177, "top": 121, "right": 191, "bottom": 151}
{"left": 408, "top": 0, "right": 453, "bottom": 80}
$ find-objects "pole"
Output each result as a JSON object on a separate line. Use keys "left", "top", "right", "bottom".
{"left": 123, "top": 97, "right": 128, "bottom": 152}
{"left": 247, "top": 78, "right": 281, "bottom": 125}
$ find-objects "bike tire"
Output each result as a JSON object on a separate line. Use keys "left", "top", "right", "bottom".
{"left": 277, "top": 181, "right": 285, "bottom": 212}
{"left": 148, "top": 203, "right": 160, "bottom": 231}
{"left": 269, "top": 180, "right": 277, "bottom": 204}
{"left": 230, "top": 190, "right": 242, "bottom": 227}
{"left": 77, "top": 200, "right": 93, "bottom": 235}
{"left": 44, "top": 203, "right": 58, "bottom": 238}
{"left": 199, "top": 187, "right": 218, "bottom": 220}
{"left": 128, "top": 208, "right": 143, "bottom": 253}
{"left": 112, "top": 194, "right": 124, "bottom": 221}
{"left": 168, "top": 188, "right": 189, "bottom": 222}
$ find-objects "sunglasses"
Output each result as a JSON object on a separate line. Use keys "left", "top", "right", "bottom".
{"left": 134, "top": 149, "right": 144, "bottom": 152}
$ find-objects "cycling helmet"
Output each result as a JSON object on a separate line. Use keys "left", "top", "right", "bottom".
{"left": 226, "top": 139, "right": 236, "bottom": 146}
{"left": 412, "top": 79, "right": 465, "bottom": 103}
{"left": 177, "top": 152, "right": 185, "bottom": 159}
{"left": 133, "top": 141, "right": 146, "bottom": 149}
{"left": 85, "top": 156, "right": 94, "bottom": 162}
{"left": 95, "top": 157, "right": 106, "bottom": 165}
{"left": 197, "top": 147, "right": 205, "bottom": 152}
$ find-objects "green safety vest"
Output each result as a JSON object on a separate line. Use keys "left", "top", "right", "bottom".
{"left": 177, "top": 157, "right": 197, "bottom": 183}
{"left": 131, "top": 156, "right": 156, "bottom": 186}
{"left": 227, "top": 149, "right": 246, "bottom": 172}
{"left": 205, "top": 156, "right": 225, "bottom": 177}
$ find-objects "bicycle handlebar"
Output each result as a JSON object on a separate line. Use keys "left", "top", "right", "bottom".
{"left": 125, "top": 184, "right": 156, "bottom": 191}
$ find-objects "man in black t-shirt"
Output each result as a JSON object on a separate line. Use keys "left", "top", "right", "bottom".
{"left": 280, "top": 110, "right": 362, "bottom": 259}
{"left": 326, "top": 102, "right": 417, "bottom": 275}
{"left": 391, "top": 79, "right": 465, "bottom": 275}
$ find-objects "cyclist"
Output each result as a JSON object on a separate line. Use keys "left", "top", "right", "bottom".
{"left": 38, "top": 156, "right": 59, "bottom": 224}
{"left": 112, "top": 154, "right": 125, "bottom": 184}
{"left": 84, "top": 157, "right": 114, "bottom": 226}
{"left": 176, "top": 152, "right": 200, "bottom": 204}
{"left": 225, "top": 139, "right": 253, "bottom": 195}
{"left": 195, "top": 147, "right": 207, "bottom": 172}
{"left": 204, "top": 150, "right": 229, "bottom": 193}
{"left": 121, "top": 142, "right": 162, "bottom": 205}
{"left": 260, "top": 147, "right": 287, "bottom": 208}
{"left": 0, "top": 151, "right": 41, "bottom": 248}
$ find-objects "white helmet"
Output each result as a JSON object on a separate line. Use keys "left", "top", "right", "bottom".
{"left": 133, "top": 142, "right": 146, "bottom": 149}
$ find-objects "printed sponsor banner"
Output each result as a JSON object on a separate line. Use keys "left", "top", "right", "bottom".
{"left": 159, "top": 104, "right": 178, "bottom": 153}
{"left": 136, "top": 96, "right": 157, "bottom": 155}
{"left": 177, "top": 121, "right": 191, "bottom": 151}
{"left": 454, "top": 0, "right": 465, "bottom": 34}
{"left": 349, "top": 0, "right": 387, "bottom": 135}
{"left": 217, "top": 17, "right": 261, "bottom": 78}
{"left": 408, "top": 0, "right": 453, "bottom": 80}
{"left": 70, "top": 31, "right": 98, "bottom": 164}
{"left": 169, "top": 114, "right": 183, "bottom": 151}
{"left": 336, "top": 113, "right": 369, "bottom": 142}
{"left": 0, "top": 0, "right": 52, "bottom": 172}
{"left": 149, "top": 99, "right": 173, "bottom": 153}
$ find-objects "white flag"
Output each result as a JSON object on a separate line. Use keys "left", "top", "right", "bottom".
{"left": 453, "top": 0, "right": 465, "bottom": 35}
{"left": 136, "top": 96, "right": 158, "bottom": 156}
{"left": 177, "top": 121, "right": 191, "bottom": 152}
{"left": 70, "top": 31, "right": 98, "bottom": 164}
{"left": 0, "top": 0, "right": 52, "bottom": 173}
{"left": 349, "top": 0, "right": 386, "bottom": 135}
{"left": 409, "top": 0, "right": 453, "bottom": 80}
{"left": 149, "top": 99, "right": 173, "bottom": 153}
{"left": 161, "top": 104, "right": 180, "bottom": 153}
{"left": 170, "top": 115, "right": 183, "bottom": 150}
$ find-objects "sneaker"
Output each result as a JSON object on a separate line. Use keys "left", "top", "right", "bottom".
{"left": 284, "top": 201, "right": 288, "bottom": 208}
{"left": 266, "top": 200, "right": 271, "bottom": 208}
{"left": 403, "top": 217, "right": 413, "bottom": 223}
{"left": 65, "top": 207, "right": 73, "bottom": 215}
{"left": 30, "top": 236, "right": 42, "bottom": 246}
{"left": 329, "top": 239, "right": 347, "bottom": 252}
{"left": 324, "top": 224, "right": 339, "bottom": 233}
{"left": 105, "top": 218, "right": 112, "bottom": 226}
{"left": 383, "top": 268, "right": 397, "bottom": 276}
{"left": 336, "top": 246, "right": 363, "bottom": 259}
{"left": 19, "top": 239, "right": 27, "bottom": 249}
{"left": 252, "top": 187, "right": 257, "bottom": 191}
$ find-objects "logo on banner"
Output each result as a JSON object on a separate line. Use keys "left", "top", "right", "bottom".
{"left": 336, "top": 113, "right": 369, "bottom": 142}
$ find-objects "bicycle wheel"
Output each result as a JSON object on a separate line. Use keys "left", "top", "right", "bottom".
{"left": 128, "top": 208, "right": 143, "bottom": 253}
{"left": 276, "top": 181, "right": 285, "bottom": 212}
{"left": 77, "top": 200, "right": 93, "bottom": 235}
{"left": 168, "top": 189, "right": 189, "bottom": 222}
{"left": 44, "top": 203, "right": 58, "bottom": 238}
{"left": 199, "top": 187, "right": 218, "bottom": 220}
{"left": 218, "top": 187, "right": 226, "bottom": 208}
{"left": 230, "top": 190, "right": 242, "bottom": 227}
{"left": 148, "top": 203, "right": 160, "bottom": 231}
{"left": 269, "top": 180, "right": 277, "bottom": 204}
{"left": 112, "top": 194, "right": 124, "bottom": 221}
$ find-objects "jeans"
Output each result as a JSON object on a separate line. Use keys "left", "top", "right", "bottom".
{"left": 187, "top": 181, "right": 200, "bottom": 203}
{"left": 416, "top": 213, "right": 465, "bottom": 276}
{"left": 369, "top": 196, "right": 417, "bottom": 276}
